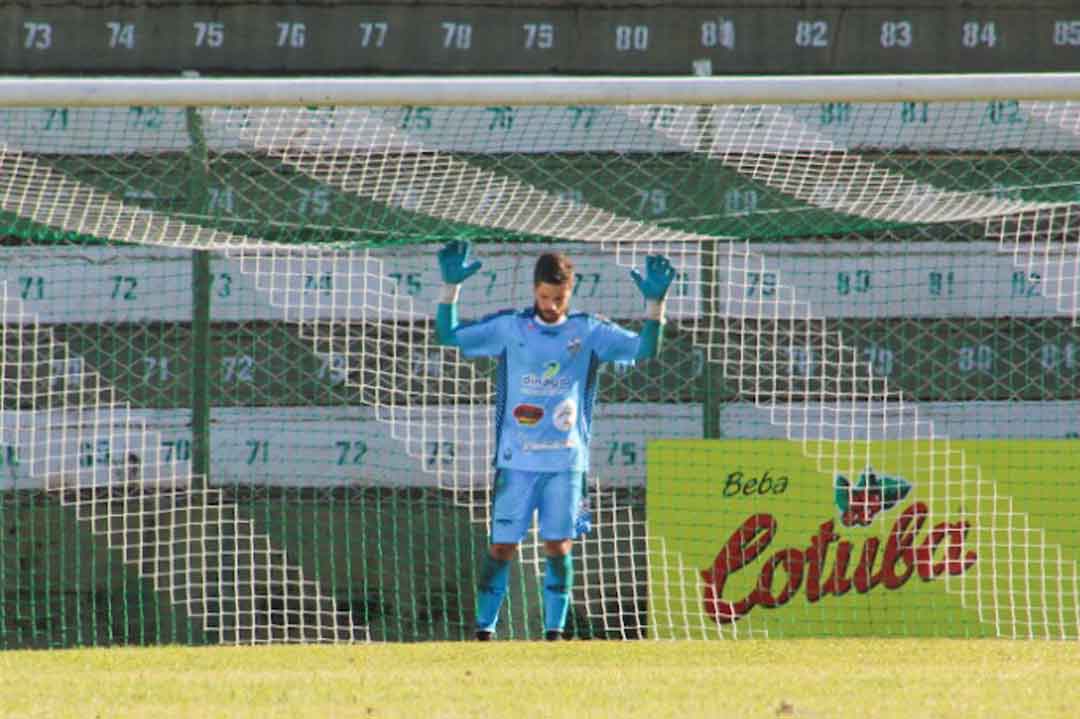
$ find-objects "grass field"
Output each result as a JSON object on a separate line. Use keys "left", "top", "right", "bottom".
{"left": 0, "top": 640, "right": 1077, "bottom": 719}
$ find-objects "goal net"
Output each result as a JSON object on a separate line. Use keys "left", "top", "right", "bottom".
{"left": 1, "top": 75, "right": 1079, "bottom": 645}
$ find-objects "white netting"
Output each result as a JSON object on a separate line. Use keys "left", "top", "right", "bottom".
{"left": 0, "top": 91, "right": 1077, "bottom": 640}
{"left": 0, "top": 284, "right": 364, "bottom": 643}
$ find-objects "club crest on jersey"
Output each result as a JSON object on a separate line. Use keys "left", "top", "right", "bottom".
{"left": 566, "top": 337, "right": 582, "bottom": 356}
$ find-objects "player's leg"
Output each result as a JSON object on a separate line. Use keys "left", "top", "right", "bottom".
{"left": 537, "top": 471, "right": 585, "bottom": 640}
{"left": 475, "top": 469, "right": 538, "bottom": 639}
{"left": 475, "top": 542, "right": 516, "bottom": 640}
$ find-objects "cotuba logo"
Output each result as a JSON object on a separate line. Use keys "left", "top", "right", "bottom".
{"left": 700, "top": 465, "right": 977, "bottom": 625}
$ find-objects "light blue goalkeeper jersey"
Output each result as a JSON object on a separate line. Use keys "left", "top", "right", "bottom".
{"left": 451, "top": 308, "right": 643, "bottom": 472}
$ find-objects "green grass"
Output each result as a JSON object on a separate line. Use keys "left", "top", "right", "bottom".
{"left": 1, "top": 640, "right": 1077, "bottom": 718}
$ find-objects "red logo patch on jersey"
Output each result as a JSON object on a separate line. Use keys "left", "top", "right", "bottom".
{"left": 513, "top": 404, "right": 545, "bottom": 426}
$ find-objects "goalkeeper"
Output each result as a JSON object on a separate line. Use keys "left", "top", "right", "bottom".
{"left": 434, "top": 239, "right": 674, "bottom": 641}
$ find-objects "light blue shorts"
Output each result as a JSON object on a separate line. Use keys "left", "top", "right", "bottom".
{"left": 490, "top": 469, "right": 585, "bottom": 544}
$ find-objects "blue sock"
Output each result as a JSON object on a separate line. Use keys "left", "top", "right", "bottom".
{"left": 543, "top": 554, "right": 573, "bottom": 633}
{"left": 476, "top": 554, "right": 510, "bottom": 632}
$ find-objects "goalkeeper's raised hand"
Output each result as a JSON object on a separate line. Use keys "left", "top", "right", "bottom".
{"left": 630, "top": 254, "right": 676, "bottom": 303}
{"left": 627, "top": 254, "right": 675, "bottom": 358}
{"left": 438, "top": 239, "right": 483, "bottom": 286}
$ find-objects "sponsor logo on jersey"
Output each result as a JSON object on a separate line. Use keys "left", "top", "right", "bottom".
{"left": 521, "top": 373, "right": 571, "bottom": 396}
{"left": 553, "top": 398, "right": 577, "bottom": 432}
{"left": 522, "top": 439, "right": 576, "bottom": 451}
{"left": 513, "top": 403, "right": 544, "bottom": 427}
{"left": 542, "top": 361, "right": 561, "bottom": 379}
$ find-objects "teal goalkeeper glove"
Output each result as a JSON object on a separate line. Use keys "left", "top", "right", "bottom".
{"left": 437, "top": 239, "right": 483, "bottom": 285}
{"left": 630, "top": 254, "right": 676, "bottom": 301}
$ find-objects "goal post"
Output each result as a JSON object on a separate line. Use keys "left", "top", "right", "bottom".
{"left": 1, "top": 74, "right": 1080, "bottom": 645}
{"left": 7, "top": 73, "right": 1080, "bottom": 106}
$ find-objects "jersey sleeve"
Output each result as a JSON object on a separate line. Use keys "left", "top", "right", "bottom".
{"left": 591, "top": 318, "right": 643, "bottom": 362}
{"left": 451, "top": 311, "right": 513, "bottom": 358}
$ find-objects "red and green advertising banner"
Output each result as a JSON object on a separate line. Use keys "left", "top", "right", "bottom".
{"left": 647, "top": 439, "right": 1080, "bottom": 639}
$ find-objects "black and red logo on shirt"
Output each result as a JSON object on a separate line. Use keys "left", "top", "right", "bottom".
{"left": 513, "top": 404, "right": 545, "bottom": 426}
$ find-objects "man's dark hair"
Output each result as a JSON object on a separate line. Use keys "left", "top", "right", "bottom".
{"left": 534, "top": 253, "right": 575, "bottom": 286}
